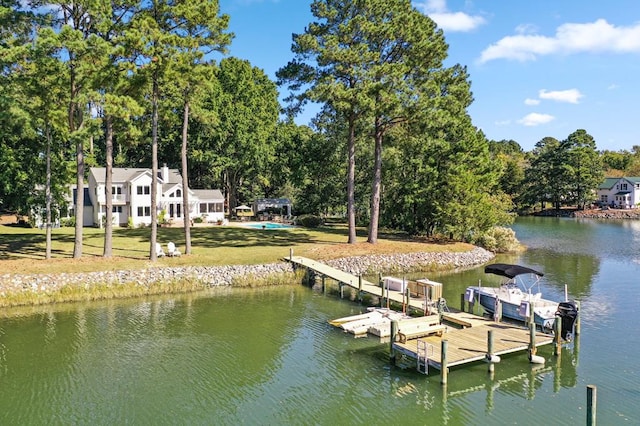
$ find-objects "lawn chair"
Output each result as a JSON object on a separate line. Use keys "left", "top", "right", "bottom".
{"left": 155, "top": 242, "right": 166, "bottom": 257}
{"left": 167, "top": 241, "right": 181, "bottom": 257}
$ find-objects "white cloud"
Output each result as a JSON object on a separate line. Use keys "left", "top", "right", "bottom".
{"left": 539, "top": 89, "right": 583, "bottom": 104}
{"left": 518, "top": 113, "right": 555, "bottom": 126}
{"left": 607, "top": 83, "right": 619, "bottom": 90}
{"left": 480, "top": 19, "right": 640, "bottom": 63}
{"left": 524, "top": 98, "right": 540, "bottom": 106}
{"left": 413, "top": 0, "right": 486, "bottom": 32}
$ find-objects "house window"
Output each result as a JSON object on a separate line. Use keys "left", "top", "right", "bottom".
{"left": 205, "top": 203, "right": 222, "bottom": 213}
{"left": 112, "top": 206, "right": 123, "bottom": 213}
{"left": 169, "top": 192, "right": 174, "bottom": 198}
{"left": 112, "top": 187, "right": 122, "bottom": 195}
{"left": 176, "top": 189, "right": 181, "bottom": 197}
{"left": 622, "top": 183, "right": 628, "bottom": 191}
{"left": 137, "top": 206, "right": 151, "bottom": 216}
{"left": 137, "top": 185, "right": 150, "bottom": 195}
{"left": 199, "top": 203, "right": 206, "bottom": 213}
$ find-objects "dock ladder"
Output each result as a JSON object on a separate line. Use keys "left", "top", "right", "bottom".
{"left": 416, "top": 340, "right": 434, "bottom": 375}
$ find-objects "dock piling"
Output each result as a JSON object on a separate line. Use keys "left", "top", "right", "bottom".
{"left": 575, "top": 300, "right": 581, "bottom": 336}
{"left": 441, "top": 340, "right": 448, "bottom": 385}
{"left": 528, "top": 322, "right": 545, "bottom": 364}
{"left": 486, "top": 330, "right": 500, "bottom": 372}
{"left": 587, "top": 385, "right": 597, "bottom": 426}
{"left": 554, "top": 314, "right": 562, "bottom": 357}
{"left": 390, "top": 320, "right": 398, "bottom": 365}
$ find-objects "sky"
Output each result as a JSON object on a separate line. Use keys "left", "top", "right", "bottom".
{"left": 219, "top": 0, "right": 640, "bottom": 152}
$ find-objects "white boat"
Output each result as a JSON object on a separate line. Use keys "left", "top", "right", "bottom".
{"left": 466, "top": 263, "right": 578, "bottom": 338}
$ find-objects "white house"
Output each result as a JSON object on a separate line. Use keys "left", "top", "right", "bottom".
{"left": 85, "top": 165, "right": 225, "bottom": 227}
{"left": 596, "top": 177, "right": 640, "bottom": 208}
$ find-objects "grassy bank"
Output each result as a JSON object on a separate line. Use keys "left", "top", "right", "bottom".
{"left": 0, "top": 223, "right": 473, "bottom": 275}
{"left": 0, "top": 222, "right": 474, "bottom": 308}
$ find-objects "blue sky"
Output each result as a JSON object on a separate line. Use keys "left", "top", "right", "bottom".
{"left": 220, "top": 0, "right": 640, "bottom": 152}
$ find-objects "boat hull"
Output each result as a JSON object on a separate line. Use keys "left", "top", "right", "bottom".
{"left": 470, "top": 288, "right": 557, "bottom": 330}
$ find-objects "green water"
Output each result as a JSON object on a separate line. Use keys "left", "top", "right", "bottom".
{"left": 1, "top": 217, "right": 638, "bottom": 424}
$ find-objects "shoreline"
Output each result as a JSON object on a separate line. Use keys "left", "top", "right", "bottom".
{"left": 0, "top": 247, "right": 495, "bottom": 306}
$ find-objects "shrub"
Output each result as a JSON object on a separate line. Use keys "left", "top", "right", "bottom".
{"left": 127, "top": 217, "right": 134, "bottom": 229}
{"left": 474, "top": 226, "right": 521, "bottom": 253}
{"left": 193, "top": 216, "right": 204, "bottom": 224}
{"left": 60, "top": 217, "right": 75, "bottom": 227}
{"left": 298, "top": 214, "right": 323, "bottom": 228}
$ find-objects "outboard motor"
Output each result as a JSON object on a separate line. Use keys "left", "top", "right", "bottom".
{"left": 556, "top": 301, "right": 579, "bottom": 341}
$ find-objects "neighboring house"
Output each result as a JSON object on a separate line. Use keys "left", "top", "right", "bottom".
{"left": 253, "top": 198, "right": 293, "bottom": 217}
{"left": 84, "top": 165, "right": 224, "bottom": 227}
{"left": 596, "top": 177, "right": 640, "bottom": 208}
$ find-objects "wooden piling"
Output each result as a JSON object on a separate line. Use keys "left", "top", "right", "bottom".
{"left": 322, "top": 275, "right": 326, "bottom": 294}
{"left": 441, "top": 340, "right": 448, "bottom": 385}
{"left": 587, "top": 385, "right": 597, "bottom": 426}
{"left": 494, "top": 299, "right": 502, "bottom": 322}
{"left": 390, "top": 320, "right": 398, "bottom": 365}
{"left": 487, "top": 330, "right": 495, "bottom": 373}
{"left": 358, "top": 275, "right": 363, "bottom": 302}
{"left": 289, "top": 248, "right": 293, "bottom": 261}
{"left": 460, "top": 293, "right": 466, "bottom": 312}
{"left": 554, "top": 314, "right": 562, "bottom": 356}
{"left": 529, "top": 322, "right": 536, "bottom": 358}
{"left": 575, "top": 300, "right": 581, "bottom": 336}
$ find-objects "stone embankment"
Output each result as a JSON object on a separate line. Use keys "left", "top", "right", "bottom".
{"left": 573, "top": 209, "right": 640, "bottom": 219}
{"left": 534, "top": 208, "right": 640, "bottom": 219}
{"left": 325, "top": 247, "right": 494, "bottom": 276}
{"left": 0, "top": 247, "right": 494, "bottom": 297}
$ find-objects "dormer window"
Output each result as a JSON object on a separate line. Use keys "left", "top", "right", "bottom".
{"left": 176, "top": 189, "right": 181, "bottom": 197}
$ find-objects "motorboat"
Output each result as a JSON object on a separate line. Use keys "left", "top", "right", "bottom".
{"left": 466, "top": 263, "right": 578, "bottom": 338}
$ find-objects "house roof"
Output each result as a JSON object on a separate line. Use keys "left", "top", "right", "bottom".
{"left": 90, "top": 167, "right": 183, "bottom": 185}
{"left": 191, "top": 189, "right": 224, "bottom": 201}
{"left": 598, "top": 177, "right": 620, "bottom": 190}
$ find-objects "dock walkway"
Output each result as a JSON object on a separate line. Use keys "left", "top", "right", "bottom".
{"left": 286, "top": 255, "right": 432, "bottom": 312}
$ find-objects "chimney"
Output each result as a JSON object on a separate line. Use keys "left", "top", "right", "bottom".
{"left": 162, "top": 164, "right": 169, "bottom": 182}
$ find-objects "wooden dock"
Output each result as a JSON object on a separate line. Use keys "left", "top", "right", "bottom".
{"left": 287, "top": 254, "right": 558, "bottom": 377}
{"left": 393, "top": 314, "right": 554, "bottom": 371}
{"left": 286, "top": 255, "right": 435, "bottom": 313}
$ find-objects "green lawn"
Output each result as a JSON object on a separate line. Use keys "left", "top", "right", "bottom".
{"left": 0, "top": 223, "right": 474, "bottom": 275}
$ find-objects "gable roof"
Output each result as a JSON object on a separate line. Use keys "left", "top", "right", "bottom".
{"left": 90, "top": 167, "right": 183, "bottom": 185}
{"left": 598, "top": 177, "right": 620, "bottom": 190}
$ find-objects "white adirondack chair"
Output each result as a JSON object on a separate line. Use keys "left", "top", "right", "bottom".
{"left": 155, "top": 242, "right": 165, "bottom": 257}
{"left": 167, "top": 242, "right": 181, "bottom": 257}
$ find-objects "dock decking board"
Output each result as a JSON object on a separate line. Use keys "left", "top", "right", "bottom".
{"left": 394, "top": 322, "right": 554, "bottom": 370}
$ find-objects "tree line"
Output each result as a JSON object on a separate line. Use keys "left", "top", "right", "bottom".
{"left": 0, "top": 0, "right": 623, "bottom": 261}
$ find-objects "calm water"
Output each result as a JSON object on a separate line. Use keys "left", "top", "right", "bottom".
{"left": 1, "top": 217, "right": 639, "bottom": 425}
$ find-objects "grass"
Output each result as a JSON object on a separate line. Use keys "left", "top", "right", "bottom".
{"left": 0, "top": 223, "right": 474, "bottom": 275}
